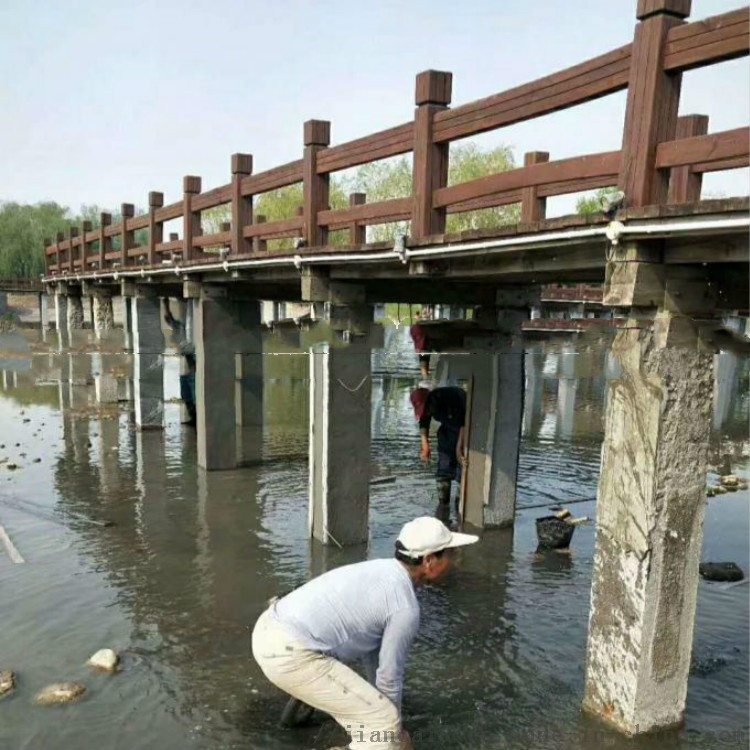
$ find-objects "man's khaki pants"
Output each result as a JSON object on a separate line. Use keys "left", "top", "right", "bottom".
{"left": 252, "top": 608, "right": 401, "bottom": 750}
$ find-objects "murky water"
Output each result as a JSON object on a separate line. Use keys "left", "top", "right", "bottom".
{"left": 0, "top": 324, "right": 747, "bottom": 750}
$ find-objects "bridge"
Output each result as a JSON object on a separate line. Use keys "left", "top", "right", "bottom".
{"left": 32, "top": 0, "right": 750, "bottom": 738}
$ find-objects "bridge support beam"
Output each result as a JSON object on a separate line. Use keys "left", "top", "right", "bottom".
{"left": 235, "top": 302, "right": 264, "bottom": 466}
{"left": 460, "top": 304, "right": 530, "bottom": 528}
{"left": 38, "top": 293, "right": 50, "bottom": 329}
{"left": 308, "top": 304, "right": 380, "bottom": 546}
{"left": 583, "top": 318, "right": 713, "bottom": 734}
{"left": 195, "top": 287, "right": 260, "bottom": 470}
{"left": 131, "top": 291, "right": 165, "bottom": 429}
{"left": 54, "top": 292, "right": 67, "bottom": 332}
{"left": 93, "top": 293, "right": 114, "bottom": 336}
{"left": 67, "top": 294, "right": 84, "bottom": 330}
{"left": 461, "top": 346, "right": 525, "bottom": 529}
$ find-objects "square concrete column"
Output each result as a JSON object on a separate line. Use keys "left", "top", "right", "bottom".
{"left": 583, "top": 323, "right": 714, "bottom": 735}
{"left": 309, "top": 336, "right": 373, "bottom": 546}
{"left": 462, "top": 347, "right": 525, "bottom": 528}
{"left": 54, "top": 293, "right": 68, "bottom": 332}
{"left": 132, "top": 293, "right": 165, "bottom": 429}
{"left": 195, "top": 289, "right": 259, "bottom": 470}
{"left": 235, "top": 302, "right": 263, "bottom": 465}
{"left": 38, "top": 293, "right": 50, "bottom": 328}
{"left": 67, "top": 295, "right": 84, "bottom": 329}
{"left": 93, "top": 294, "right": 114, "bottom": 337}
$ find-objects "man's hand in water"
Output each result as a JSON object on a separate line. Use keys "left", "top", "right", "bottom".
{"left": 420, "top": 443, "right": 431, "bottom": 463}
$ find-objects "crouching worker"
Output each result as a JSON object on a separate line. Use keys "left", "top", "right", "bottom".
{"left": 252, "top": 517, "right": 478, "bottom": 750}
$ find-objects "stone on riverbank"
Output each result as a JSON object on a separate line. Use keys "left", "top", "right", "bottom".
{"left": 699, "top": 562, "right": 745, "bottom": 583}
{"left": 86, "top": 649, "right": 118, "bottom": 673}
{"left": 34, "top": 682, "right": 86, "bottom": 705}
{"left": 720, "top": 475, "right": 739, "bottom": 488}
{"left": 0, "top": 671, "right": 15, "bottom": 698}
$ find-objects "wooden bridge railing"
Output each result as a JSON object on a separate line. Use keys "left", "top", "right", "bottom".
{"left": 44, "top": 1, "right": 750, "bottom": 276}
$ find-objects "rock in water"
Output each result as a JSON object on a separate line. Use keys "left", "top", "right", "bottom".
{"left": 720, "top": 475, "right": 739, "bottom": 488}
{"left": 699, "top": 562, "right": 745, "bottom": 582}
{"left": 0, "top": 671, "right": 15, "bottom": 698}
{"left": 34, "top": 682, "right": 86, "bottom": 705}
{"left": 87, "top": 649, "right": 118, "bottom": 672}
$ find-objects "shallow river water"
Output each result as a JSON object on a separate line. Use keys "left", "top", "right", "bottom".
{"left": 0, "top": 326, "right": 747, "bottom": 750}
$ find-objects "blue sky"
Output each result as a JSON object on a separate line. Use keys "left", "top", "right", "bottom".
{"left": 1, "top": 0, "right": 747, "bottom": 216}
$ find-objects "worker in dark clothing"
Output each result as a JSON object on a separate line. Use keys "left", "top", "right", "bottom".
{"left": 410, "top": 383, "right": 467, "bottom": 525}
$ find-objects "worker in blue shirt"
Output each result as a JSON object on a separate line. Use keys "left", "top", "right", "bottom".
{"left": 252, "top": 516, "right": 478, "bottom": 750}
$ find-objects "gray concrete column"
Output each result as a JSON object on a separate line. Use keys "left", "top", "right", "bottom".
{"left": 38, "top": 293, "right": 50, "bottom": 328}
{"left": 522, "top": 349, "right": 544, "bottom": 436}
{"left": 583, "top": 324, "right": 714, "bottom": 735}
{"left": 236, "top": 302, "right": 263, "bottom": 465}
{"left": 712, "top": 351, "right": 737, "bottom": 431}
{"left": 195, "top": 289, "right": 258, "bottom": 470}
{"left": 123, "top": 296, "right": 134, "bottom": 351}
{"left": 67, "top": 295, "right": 84, "bottom": 329}
{"left": 0, "top": 291, "right": 7, "bottom": 316}
{"left": 309, "top": 337, "right": 372, "bottom": 546}
{"left": 93, "top": 294, "right": 114, "bottom": 338}
{"left": 132, "top": 293, "right": 165, "bottom": 429}
{"left": 463, "top": 348, "right": 525, "bottom": 529}
{"left": 54, "top": 293, "right": 68, "bottom": 332}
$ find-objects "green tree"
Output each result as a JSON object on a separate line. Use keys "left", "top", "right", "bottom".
{"left": 0, "top": 201, "right": 71, "bottom": 278}
{"left": 576, "top": 188, "right": 614, "bottom": 216}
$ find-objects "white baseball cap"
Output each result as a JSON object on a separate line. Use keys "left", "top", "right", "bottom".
{"left": 397, "top": 516, "right": 479, "bottom": 559}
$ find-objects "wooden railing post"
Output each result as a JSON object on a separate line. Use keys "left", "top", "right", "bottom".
{"left": 520, "top": 151, "right": 550, "bottom": 222}
{"left": 183, "top": 176, "right": 202, "bottom": 262}
{"left": 303, "top": 120, "right": 330, "bottom": 248}
{"left": 349, "top": 192, "right": 366, "bottom": 244}
{"left": 231, "top": 154, "right": 253, "bottom": 256}
{"left": 254, "top": 215, "right": 267, "bottom": 253}
{"left": 148, "top": 192, "right": 164, "bottom": 266}
{"left": 120, "top": 203, "right": 135, "bottom": 267}
{"left": 411, "top": 70, "right": 452, "bottom": 240}
{"left": 68, "top": 227, "right": 78, "bottom": 273}
{"left": 81, "top": 220, "right": 93, "bottom": 269}
{"left": 99, "top": 212, "right": 112, "bottom": 270}
{"left": 668, "top": 114, "right": 709, "bottom": 203}
{"left": 619, "top": 0, "right": 692, "bottom": 207}
{"left": 55, "top": 232, "right": 64, "bottom": 273}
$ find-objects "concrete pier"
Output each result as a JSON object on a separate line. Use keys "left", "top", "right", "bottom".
{"left": 309, "top": 336, "right": 373, "bottom": 546}
{"left": 463, "top": 348, "right": 525, "bottom": 528}
{"left": 54, "top": 293, "right": 68, "bottom": 332}
{"left": 131, "top": 292, "right": 165, "bottom": 429}
{"left": 93, "top": 294, "right": 114, "bottom": 337}
{"left": 235, "top": 302, "right": 263, "bottom": 465}
{"left": 67, "top": 295, "right": 84, "bottom": 329}
{"left": 38, "top": 293, "right": 50, "bottom": 328}
{"left": 583, "top": 322, "right": 714, "bottom": 735}
{"left": 195, "top": 288, "right": 259, "bottom": 470}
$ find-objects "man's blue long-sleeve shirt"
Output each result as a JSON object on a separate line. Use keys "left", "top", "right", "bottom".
{"left": 271, "top": 558, "right": 420, "bottom": 712}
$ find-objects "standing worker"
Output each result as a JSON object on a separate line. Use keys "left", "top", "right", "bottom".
{"left": 164, "top": 304, "right": 197, "bottom": 426}
{"left": 410, "top": 382, "right": 467, "bottom": 525}
{"left": 409, "top": 310, "right": 433, "bottom": 378}
{"left": 252, "top": 516, "right": 478, "bottom": 750}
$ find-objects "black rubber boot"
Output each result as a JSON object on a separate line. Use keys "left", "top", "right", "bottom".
{"left": 435, "top": 479, "right": 451, "bottom": 525}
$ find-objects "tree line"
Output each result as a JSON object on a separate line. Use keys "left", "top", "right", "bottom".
{"left": 1, "top": 144, "right": 606, "bottom": 278}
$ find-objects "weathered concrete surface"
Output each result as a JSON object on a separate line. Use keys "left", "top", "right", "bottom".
{"left": 132, "top": 295, "right": 164, "bottom": 429}
{"left": 67, "top": 295, "right": 84, "bottom": 330}
{"left": 583, "top": 324, "right": 714, "bottom": 735}
{"left": 309, "top": 337, "right": 372, "bottom": 546}
{"left": 93, "top": 295, "right": 114, "bottom": 336}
